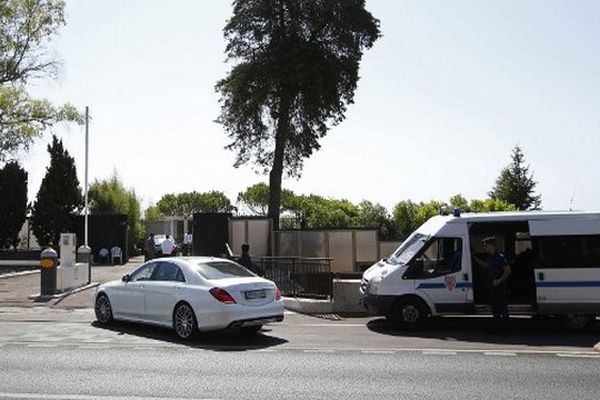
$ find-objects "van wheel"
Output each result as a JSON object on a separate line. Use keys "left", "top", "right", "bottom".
{"left": 390, "top": 299, "right": 429, "bottom": 330}
{"left": 564, "top": 313, "right": 595, "bottom": 331}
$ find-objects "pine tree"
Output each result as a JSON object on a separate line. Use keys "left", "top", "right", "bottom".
{"left": 31, "top": 135, "right": 82, "bottom": 245}
{"left": 0, "top": 162, "right": 28, "bottom": 248}
{"left": 489, "top": 146, "right": 541, "bottom": 210}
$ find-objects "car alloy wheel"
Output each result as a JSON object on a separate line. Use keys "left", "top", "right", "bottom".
{"left": 174, "top": 303, "right": 196, "bottom": 339}
{"left": 95, "top": 294, "right": 113, "bottom": 324}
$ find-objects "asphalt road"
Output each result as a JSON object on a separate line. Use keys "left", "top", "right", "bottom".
{"left": 0, "top": 344, "right": 598, "bottom": 400}
{"left": 0, "top": 307, "right": 598, "bottom": 399}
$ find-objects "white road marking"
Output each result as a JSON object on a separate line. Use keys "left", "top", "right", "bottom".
{"left": 422, "top": 350, "right": 457, "bottom": 356}
{"left": 297, "top": 323, "right": 364, "bottom": 327}
{"left": 556, "top": 353, "right": 600, "bottom": 359}
{"left": 26, "top": 344, "right": 57, "bottom": 348}
{"left": 483, "top": 352, "right": 517, "bottom": 357}
{"left": 361, "top": 350, "right": 395, "bottom": 354}
{"left": 251, "top": 348, "right": 277, "bottom": 352}
{"left": 0, "top": 393, "right": 220, "bottom": 400}
{"left": 303, "top": 349, "right": 336, "bottom": 353}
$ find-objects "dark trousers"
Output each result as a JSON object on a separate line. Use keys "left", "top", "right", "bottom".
{"left": 489, "top": 286, "right": 509, "bottom": 324}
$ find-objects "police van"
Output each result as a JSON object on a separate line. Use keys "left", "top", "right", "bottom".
{"left": 360, "top": 210, "right": 600, "bottom": 330}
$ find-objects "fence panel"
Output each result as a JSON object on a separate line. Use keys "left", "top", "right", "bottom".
{"left": 260, "top": 256, "right": 332, "bottom": 299}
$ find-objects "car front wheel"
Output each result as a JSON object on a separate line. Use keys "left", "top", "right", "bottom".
{"left": 95, "top": 293, "right": 113, "bottom": 324}
{"left": 173, "top": 303, "right": 197, "bottom": 339}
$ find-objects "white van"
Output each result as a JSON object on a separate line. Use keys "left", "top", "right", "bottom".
{"left": 360, "top": 211, "right": 600, "bottom": 330}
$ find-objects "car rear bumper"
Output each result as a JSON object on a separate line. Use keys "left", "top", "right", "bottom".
{"left": 228, "top": 315, "right": 284, "bottom": 329}
{"left": 195, "top": 301, "right": 285, "bottom": 331}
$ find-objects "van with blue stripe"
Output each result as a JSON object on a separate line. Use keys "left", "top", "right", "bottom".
{"left": 360, "top": 210, "right": 600, "bottom": 330}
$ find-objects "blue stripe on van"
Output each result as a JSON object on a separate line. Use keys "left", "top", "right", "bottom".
{"left": 536, "top": 281, "right": 600, "bottom": 288}
{"left": 417, "top": 282, "right": 472, "bottom": 289}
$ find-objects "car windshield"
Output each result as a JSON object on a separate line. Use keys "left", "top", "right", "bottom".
{"left": 389, "top": 233, "right": 429, "bottom": 265}
{"left": 196, "top": 261, "right": 255, "bottom": 280}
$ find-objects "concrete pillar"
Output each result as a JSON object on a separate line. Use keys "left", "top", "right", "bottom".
{"left": 77, "top": 245, "right": 92, "bottom": 284}
{"left": 40, "top": 247, "right": 59, "bottom": 295}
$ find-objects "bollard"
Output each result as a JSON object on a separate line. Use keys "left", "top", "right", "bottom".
{"left": 40, "top": 247, "right": 59, "bottom": 296}
{"left": 77, "top": 245, "right": 92, "bottom": 284}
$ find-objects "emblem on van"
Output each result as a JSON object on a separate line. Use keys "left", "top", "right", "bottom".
{"left": 444, "top": 275, "right": 456, "bottom": 291}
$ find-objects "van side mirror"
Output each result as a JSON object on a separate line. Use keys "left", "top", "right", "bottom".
{"left": 122, "top": 274, "right": 130, "bottom": 282}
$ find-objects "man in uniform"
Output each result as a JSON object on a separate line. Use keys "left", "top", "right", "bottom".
{"left": 473, "top": 236, "right": 511, "bottom": 332}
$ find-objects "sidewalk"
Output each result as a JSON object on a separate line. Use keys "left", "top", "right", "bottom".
{"left": 0, "top": 256, "right": 144, "bottom": 309}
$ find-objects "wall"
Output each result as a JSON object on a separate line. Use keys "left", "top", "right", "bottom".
{"left": 275, "top": 229, "right": 380, "bottom": 273}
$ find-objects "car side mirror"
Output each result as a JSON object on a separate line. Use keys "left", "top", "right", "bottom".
{"left": 122, "top": 274, "right": 130, "bottom": 282}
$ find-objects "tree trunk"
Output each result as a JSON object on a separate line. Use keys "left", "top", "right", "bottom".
{"left": 268, "top": 97, "right": 291, "bottom": 230}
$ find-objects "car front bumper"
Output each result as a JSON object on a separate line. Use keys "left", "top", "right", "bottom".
{"left": 361, "top": 293, "right": 396, "bottom": 317}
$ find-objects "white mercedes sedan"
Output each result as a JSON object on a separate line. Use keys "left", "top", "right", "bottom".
{"left": 93, "top": 257, "right": 284, "bottom": 339}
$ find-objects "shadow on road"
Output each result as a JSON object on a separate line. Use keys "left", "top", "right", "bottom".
{"left": 91, "top": 320, "right": 288, "bottom": 351}
{"left": 366, "top": 316, "right": 599, "bottom": 348}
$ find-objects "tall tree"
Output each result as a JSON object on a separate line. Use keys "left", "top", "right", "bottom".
{"left": 0, "top": 0, "right": 82, "bottom": 161}
{"left": 489, "top": 146, "right": 541, "bottom": 210}
{"left": 89, "top": 172, "right": 144, "bottom": 247}
{"left": 30, "top": 135, "right": 82, "bottom": 245}
{"left": 0, "top": 161, "right": 28, "bottom": 248}
{"left": 216, "top": 0, "right": 380, "bottom": 228}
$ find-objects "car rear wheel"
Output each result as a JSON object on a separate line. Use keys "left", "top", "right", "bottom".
{"left": 564, "top": 313, "right": 595, "bottom": 331}
{"left": 173, "top": 303, "right": 197, "bottom": 339}
{"left": 95, "top": 293, "right": 113, "bottom": 324}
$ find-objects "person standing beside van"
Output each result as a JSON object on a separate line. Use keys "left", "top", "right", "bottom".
{"left": 473, "top": 236, "right": 511, "bottom": 332}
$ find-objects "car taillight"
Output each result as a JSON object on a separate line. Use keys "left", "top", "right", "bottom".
{"left": 209, "top": 288, "right": 236, "bottom": 304}
{"left": 274, "top": 287, "right": 282, "bottom": 300}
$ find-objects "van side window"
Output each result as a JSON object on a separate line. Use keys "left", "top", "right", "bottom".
{"left": 404, "top": 238, "right": 462, "bottom": 279}
{"left": 535, "top": 235, "right": 600, "bottom": 268}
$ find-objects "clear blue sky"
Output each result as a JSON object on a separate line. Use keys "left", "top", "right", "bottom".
{"left": 22, "top": 0, "right": 600, "bottom": 212}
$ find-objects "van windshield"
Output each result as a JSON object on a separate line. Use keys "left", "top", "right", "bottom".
{"left": 389, "top": 233, "right": 428, "bottom": 265}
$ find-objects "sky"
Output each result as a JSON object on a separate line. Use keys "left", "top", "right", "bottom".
{"left": 20, "top": 0, "right": 600, "bottom": 213}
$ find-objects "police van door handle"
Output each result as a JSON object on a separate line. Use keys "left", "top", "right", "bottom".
{"left": 537, "top": 272, "right": 545, "bottom": 281}
{"left": 463, "top": 273, "right": 469, "bottom": 281}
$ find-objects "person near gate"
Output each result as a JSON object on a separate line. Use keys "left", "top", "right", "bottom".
{"left": 161, "top": 234, "right": 176, "bottom": 257}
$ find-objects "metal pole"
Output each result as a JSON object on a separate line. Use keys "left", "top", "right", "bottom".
{"left": 84, "top": 106, "right": 89, "bottom": 247}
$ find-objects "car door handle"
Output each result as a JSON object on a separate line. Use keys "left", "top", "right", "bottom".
{"left": 463, "top": 273, "right": 469, "bottom": 281}
{"left": 537, "top": 272, "right": 545, "bottom": 281}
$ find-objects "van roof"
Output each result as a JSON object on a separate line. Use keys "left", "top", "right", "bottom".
{"left": 447, "top": 210, "right": 600, "bottom": 223}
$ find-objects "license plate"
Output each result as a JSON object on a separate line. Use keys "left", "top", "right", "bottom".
{"left": 244, "top": 289, "right": 266, "bottom": 300}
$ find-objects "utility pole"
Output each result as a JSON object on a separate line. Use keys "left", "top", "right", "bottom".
{"left": 78, "top": 106, "right": 92, "bottom": 283}
{"left": 84, "top": 106, "right": 89, "bottom": 246}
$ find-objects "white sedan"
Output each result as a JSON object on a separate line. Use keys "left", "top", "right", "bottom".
{"left": 93, "top": 257, "right": 284, "bottom": 339}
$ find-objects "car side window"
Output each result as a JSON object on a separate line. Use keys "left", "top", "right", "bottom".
{"left": 404, "top": 238, "right": 462, "bottom": 279}
{"left": 153, "top": 262, "right": 186, "bottom": 282}
{"left": 130, "top": 263, "right": 157, "bottom": 282}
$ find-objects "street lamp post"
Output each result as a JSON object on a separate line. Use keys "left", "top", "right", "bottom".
{"left": 77, "top": 106, "right": 92, "bottom": 283}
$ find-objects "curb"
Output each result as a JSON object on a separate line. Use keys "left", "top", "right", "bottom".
{"left": 0, "top": 269, "right": 40, "bottom": 280}
{"left": 594, "top": 342, "right": 600, "bottom": 353}
{"left": 28, "top": 282, "right": 99, "bottom": 302}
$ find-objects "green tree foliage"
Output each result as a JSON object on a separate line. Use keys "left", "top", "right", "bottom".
{"left": 30, "top": 135, "right": 82, "bottom": 245}
{"left": 88, "top": 172, "right": 144, "bottom": 247}
{"left": 237, "top": 182, "right": 295, "bottom": 215}
{"left": 216, "top": 0, "right": 380, "bottom": 228}
{"left": 356, "top": 200, "right": 397, "bottom": 240}
{"left": 286, "top": 195, "right": 361, "bottom": 229}
{"left": 489, "top": 146, "right": 541, "bottom": 210}
{"left": 149, "top": 191, "right": 235, "bottom": 218}
{"left": 0, "top": 0, "right": 82, "bottom": 161}
{"left": 0, "top": 161, "right": 28, "bottom": 248}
